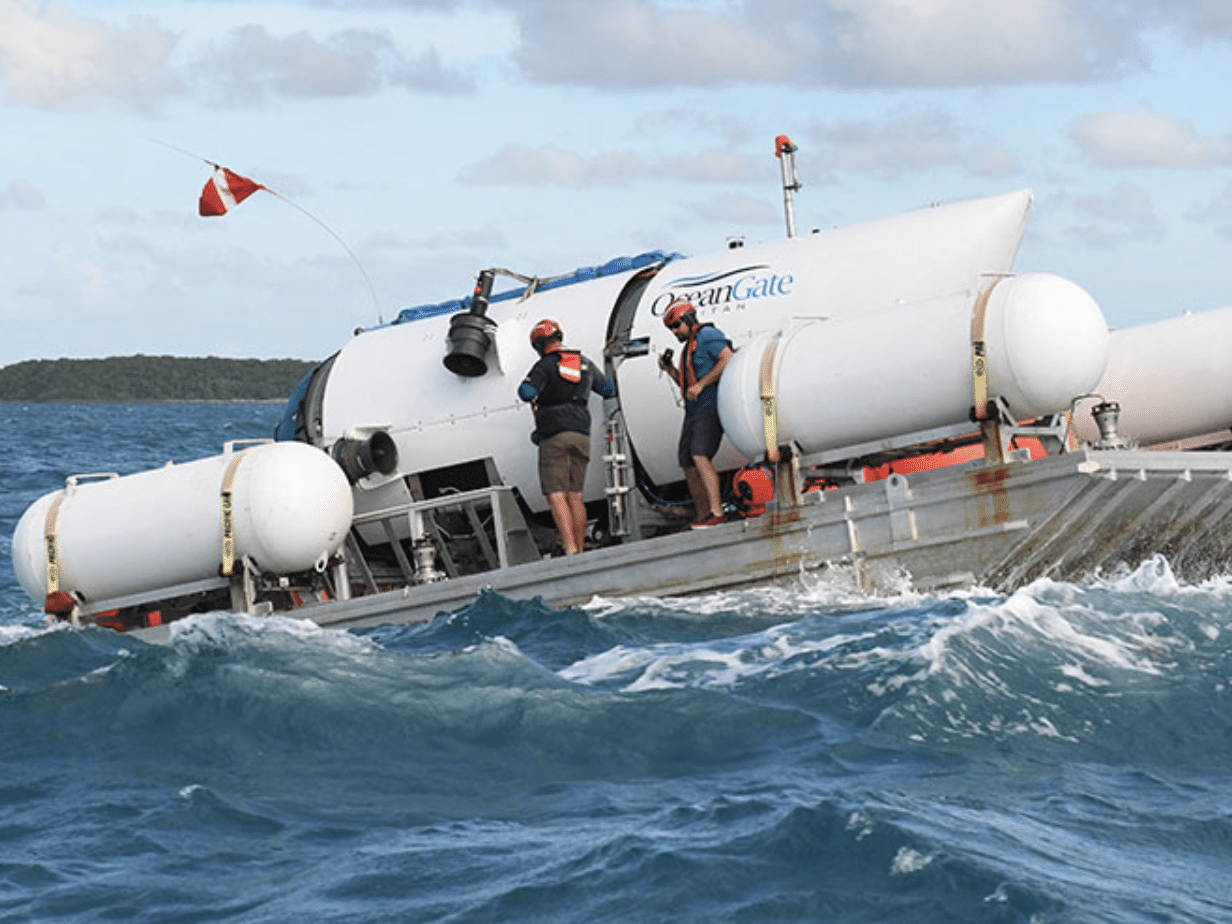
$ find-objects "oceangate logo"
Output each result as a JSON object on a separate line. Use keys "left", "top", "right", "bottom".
{"left": 650, "top": 264, "right": 794, "bottom": 317}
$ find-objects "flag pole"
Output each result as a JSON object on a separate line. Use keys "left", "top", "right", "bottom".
{"left": 152, "top": 140, "right": 383, "bottom": 320}
{"left": 260, "top": 187, "right": 383, "bottom": 320}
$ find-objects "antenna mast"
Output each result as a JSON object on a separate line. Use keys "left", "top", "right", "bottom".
{"left": 775, "top": 135, "right": 801, "bottom": 238}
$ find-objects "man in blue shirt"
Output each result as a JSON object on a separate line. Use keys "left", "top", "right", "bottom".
{"left": 518, "top": 319, "right": 616, "bottom": 554}
{"left": 658, "top": 300, "right": 734, "bottom": 528}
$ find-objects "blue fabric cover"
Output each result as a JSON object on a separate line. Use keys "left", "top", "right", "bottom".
{"left": 391, "top": 250, "right": 682, "bottom": 327}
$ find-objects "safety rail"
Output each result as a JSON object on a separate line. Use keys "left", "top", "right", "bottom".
{"left": 350, "top": 485, "right": 540, "bottom": 586}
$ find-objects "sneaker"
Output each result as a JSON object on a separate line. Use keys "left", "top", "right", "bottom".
{"left": 690, "top": 512, "right": 726, "bottom": 529}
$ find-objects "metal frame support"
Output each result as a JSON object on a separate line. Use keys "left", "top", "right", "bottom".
{"left": 773, "top": 442, "right": 806, "bottom": 508}
{"left": 979, "top": 396, "right": 1072, "bottom": 465}
{"left": 228, "top": 555, "right": 261, "bottom": 614}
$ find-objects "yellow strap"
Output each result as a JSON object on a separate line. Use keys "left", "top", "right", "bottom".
{"left": 969, "top": 278, "right": 1004, "bottom": 421}
{"left": 220, "top": 451, "right": 247, "bottom": 576}
{"left": 759, "top": 337, "right": 780, "bottom": 460}
{"left": 44, "top": 493, "right": 65, "bottom": 595}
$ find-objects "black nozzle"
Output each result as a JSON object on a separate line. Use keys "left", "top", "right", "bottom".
{"left": 444, "top": 269, "right": 497, "bottom": 377}
{"left": 332, "top": 430, "right": 399, "bottom": 483}
{"left": 470, "top": 269, "right": 494, "bottom": 315}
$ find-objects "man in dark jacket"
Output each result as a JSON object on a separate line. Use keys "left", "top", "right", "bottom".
{"left": 518, "top": 319, "right": 615, "bottom": 554}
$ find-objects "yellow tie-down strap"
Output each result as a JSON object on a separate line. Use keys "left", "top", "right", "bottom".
{"left": 759, "top": 336, "right": 780, "bottom": 461}
{"left": 220, "top": 451, "right": 249, "bottom": 577}
{"left": 44, "top": 493, "right": 66, "bottom": 595}
{"left": 969, "top": 278, "right": 1005, "bottom": 421}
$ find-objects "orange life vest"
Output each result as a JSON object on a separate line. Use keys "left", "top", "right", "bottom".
{"left": 677, "top": 322, "right": 714, "bottom": 390}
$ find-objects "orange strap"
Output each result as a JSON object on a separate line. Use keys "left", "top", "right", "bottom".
{"left": 678, "top": 330, "right": 699, "bottom": 390}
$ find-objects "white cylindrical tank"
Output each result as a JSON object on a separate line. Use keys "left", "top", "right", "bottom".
{"left": 615, "top": 190, "right": 1034, "bottom": 485}
{"left": 718, "top": 273, "right": 1109, "bottom": 460}
{"left": 12, "top": 441, "right": 354, "bottom": 605}
{"left": 1072, "top": 305, "right": 1232, "bottom": 448}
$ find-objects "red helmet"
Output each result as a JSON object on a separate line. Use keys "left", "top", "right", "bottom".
{"left": 663, "top": 300, "right": 695, "bottom": 328}
{"left": 530, "top": 318, "right": 562, "bottom": 351}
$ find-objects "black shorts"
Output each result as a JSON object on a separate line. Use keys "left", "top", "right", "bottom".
{"left": 677, "top": 408, "right": 723, "bottom": 468}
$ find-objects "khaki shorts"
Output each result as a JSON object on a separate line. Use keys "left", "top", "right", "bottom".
{"left": 539, "top": 430, "right": 591, "bottom": 495}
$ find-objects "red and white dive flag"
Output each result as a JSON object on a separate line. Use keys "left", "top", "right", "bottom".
{"left": 198, "top": 166, "right": 265, "bottom": 217}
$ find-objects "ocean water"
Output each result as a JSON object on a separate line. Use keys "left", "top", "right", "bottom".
{"left": 1, "top": 403, "right": 1230, "bottom": 924}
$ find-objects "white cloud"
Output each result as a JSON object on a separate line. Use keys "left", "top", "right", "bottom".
{"left": 6, "top": 1, "right": 1225, "bottom": 112}
{"left": 632, "top": 107, "right": 757, "bottom": 146}
{"left": 0, "top": 179, "right": 45, "bottom": 209}
{"left": 508, "top": 0, "right": 790, "bottom": 87}
{"left": 687, "top": 192, "right": 779, "bottom": 228}
{"left": 499, "top": 0, "right": 1146, "bottom": 89}
{"left": 809, "top": 109, "right": 1022, "bottom": 179}
{"left": 1075, "top": 180, "right": 1162, "bottom": 228}
{"left": 460, "top": 144, "right": 620, "bottom": 187}
{"left": 458, "top": 143, "right": 762, "bottom": 187}
{"left": 195, "top": 24, "right": 473, "bottom": 101}
{"left": 1140, "top": 0, "right": 1232, "bottom": 40}
{"left": 1071, "top": 107, "right": 1230, "bottom": 167}
{"left": 813, "top": 0, "right": 1126, "bottom": 86}
{"left": 0, "top": 2, "right": 474, "bottom": 112}
{"left": 653, "top": 149, "right": 765, "bottom": 184}
{"left": 1060, "top": 180, "right": 1165, "bottom": 248}
{"left": 1188, "top": 182, "right": 1232, "bottom": 240}
{"left": 0, "top": 0, "right": 179, "bottom": 110}
{"left": 387, "top": 47, "right": 474, "bottom": 92}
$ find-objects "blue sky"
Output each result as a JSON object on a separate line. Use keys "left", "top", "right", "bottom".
{"left": 2, "top": 0, "right": 1231, "bottom": 368}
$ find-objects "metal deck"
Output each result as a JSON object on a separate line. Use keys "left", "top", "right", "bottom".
{"left": 236, "top": 448, "right": 1232, "bottom": 635}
